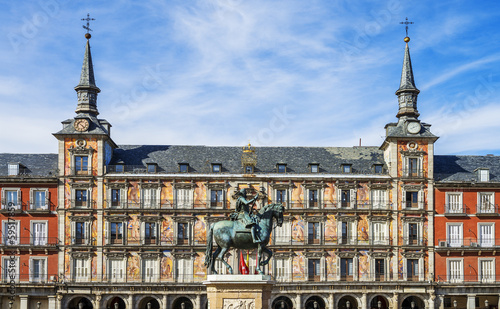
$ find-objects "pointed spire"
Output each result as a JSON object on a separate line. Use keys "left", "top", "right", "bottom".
{"left": 395, "top": 37, "right": 420, "bottom": 118}
{"left": 74, "top": 35, "right": 100, "bottom": 116}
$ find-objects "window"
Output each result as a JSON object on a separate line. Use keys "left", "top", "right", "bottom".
{"left": 274, "top": 258, "right": 290, "bottom": 282}
{"left": 32, "top": 190, "right": 48, "bottom": 209}
{"left": 72, "top": 221, "right": 90, "bottom": 245}
{"left": 30, "top": 258, "right": 46, "bottom": 282}
{"left": 407, "top": 259, "right": 419, "bottom": 281}
{"left": 273, "top": 220, "right": 291, "bottom": 244}
{"left": 341, "top": 190, "right": 351, "bottom": 208}
{"left": 3, "top": 189, "right": 20, "bottom": 209}
{"left": 478, "top": 192, "right": 495, "bottom": 213}
{"left": 109, "top": 259, "right": 125, "bottom": 282}
{"left": 212, "top": 164, "right": 221, "bottom": 173}
{"left": 447, "top": 259, "right": 463, "bottom": 283}
{"left": 3, "top": 257, "right": 19, "bottom": 283}
{"left": 407, "top": 223, "right": 420, "bottom": 246}
{"left": 75, "top": 156, "right": 88, "bottom": 173}
{"left": 177, "top": 258, "right": 193, "bottom": 283}
{"left": 371, "top": 222, "right": 387, "bottom": 245}
{"left": 143, "top": 258, "right": 157, "bottom": 282}
{"left": 75, "top": 189, "right": 88, "bottom": 208}
{"left": 109, "top": 222, "right": 124, "bottom": 244}
{"left": 340, "top": 221, "right": 356, "bottom": 245}
{"left": 405, "top": 191, "right": 419, "bottom": 208}
{"left": 340, "top": 258, "right": 353, "bottom": 281}
{"left": 8, "top": 164, "right": 19, "bottom": 176}
{"left": 479, "top": 223, "right": 494, "bottom": 247}
{"left": 210, "top": 190, "right": 223, "bottom": 208}
{"left": 342, "top": 164, "right": 352, "bottom": 173}
{"left": 371, "top": 189, "right": 387, "bottom": 209}
{"left": 142, "top": 188, "right": 158, "bottom": 208}
{"left": 176, "top": 188, "right": 192, "bottom": 209}
{"left": 479, "top": 259, "right": 495, "bottom": 283}
{"left": 446, "top": 193, "right": 463, "bottom": 213}
{"left": 115, "top": 164, "right": 124, "bottom": 173}
{"left": 244, "top": 165, "right": 253, "bottom": 174}
{"left": 32, "top": 221, "right": 47, "bottom": 246}
{"left": 374, "top": 164, "right": 383, "bottom": 174}
{"left": 407, "top": 158, "right": 419, "bottom": 177}
{"left": 277, "top": 164, "right": 286, "bottom": 173}
{"left": 147, "top": 163, "right": 157, "bottom": 173}
{"left": 447, "top": 223, "right": 462, "bottom": 247}
{"left": 308, "top": 189, "right": 319, "bottom": 208}
{"left": 177, "top": 222, "right": 190, "bottom": 245}
{"left": 143, "top": 222, "right": 158, "bottom": 245}
{"left": 310, "top": 164, "right": 319, "bottom": 173}
{"left": 374, "top": 259, "right": 385, "bottom": 281}
{"left": 179, "top": 163, "right": 189, "bottom": 173}
{"left": 478, "top": 169, "right": 490, "bottom": 182}
{"left": 2, "top": 221, "right": 19, "bottom": 245}
{"left": 308, "top": 259, "right": 320, "bottom": 281}
{"left": 276, "top": 189, "right": 287, "bottom": 207}
{"left": 73, "top": 258, "right": 89, "bottom": 281}
{"left": 111, "top": 189, "right": 120, "bottom": 207}
{"left": 308, "top": 222, "right": 320, "bottom": 244}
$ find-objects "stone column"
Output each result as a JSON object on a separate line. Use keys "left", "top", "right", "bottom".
{"left": 162, "top": 295, "right": 167, "bottom": 309}
{"left": 48, "top": 296, "right": 57, "bottom": 309}
{"left": 295, "top": 294, "right": 302, "bottom": 309}
{"left": 195, "top": 294, "right": 201, "bottom": 309}
{"left": 437, "top": 295, "right": 444, "bottom": 309}
{"left": 392, "top": 293, "right": 399, "bottom": 309}
{"left": 128, "top": 294, "right": 134, "bottom": 309}
{"left": 467, "top": 295, "right": 476, "bottom": 309}
{"left": 19, "top": 295, "right": 28, "bottom": 309}
{"left": 361, "top": 294, "right": 367, "bottom": 309}
{"left": 328, "top": 294, "right": 334, "bottom": 309}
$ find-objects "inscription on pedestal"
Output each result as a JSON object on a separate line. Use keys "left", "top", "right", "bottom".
{"left": 223, "top": 298, "right": 255, "bottom": 309}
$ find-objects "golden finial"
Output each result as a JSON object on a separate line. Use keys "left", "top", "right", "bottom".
{"left": 404, "top": 36, "right": 410, "bottom": 43}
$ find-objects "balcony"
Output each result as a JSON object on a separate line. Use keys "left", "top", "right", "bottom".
{"left": 1, "top": 237, "right": 59, "bottom": 247}
{"left": 402, "top": 169, "right": 426, "bottom": 179}
{"left": 444, "top": 204, "right": 468, "bottom": 216}
{"left": 402, "top": 237, "right": 426, "bottom": 247}
{"left": 0, "top": 274, "right": 59, "bottom": 284}
{"left": 437, "top": 238, "right": 499, "bottom": 249}
{"left": 476, "top": 204, "right": 500, "bottom": 216}
{"left": 437, "top": 274, "right": 499, "bottom": 284}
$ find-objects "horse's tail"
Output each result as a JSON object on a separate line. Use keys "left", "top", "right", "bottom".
{"left": 204, "top": 224, "right": 214, "bottom": 267}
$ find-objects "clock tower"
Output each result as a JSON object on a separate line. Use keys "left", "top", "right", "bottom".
{"left": 53, "top": 29, "right": 116, "bottom": 283}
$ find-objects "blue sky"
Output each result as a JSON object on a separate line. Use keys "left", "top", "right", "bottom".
{"left": 1, "top": 0, "right": 500, "bottom": 155}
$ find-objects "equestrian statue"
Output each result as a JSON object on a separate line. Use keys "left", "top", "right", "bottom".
{"left": 204, "top": 188, "right": 284, "bottom": 275}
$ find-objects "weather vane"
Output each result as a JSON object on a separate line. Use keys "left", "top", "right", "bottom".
{"left": 400, "top": 17, "right": 414, "bottom": 38}
{"left": 82, "top": 13, "right": 95, "bottom": 39}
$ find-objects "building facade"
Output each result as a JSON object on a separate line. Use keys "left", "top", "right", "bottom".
{"left": 0, "top": 32, "right": 498, "bottom": 309}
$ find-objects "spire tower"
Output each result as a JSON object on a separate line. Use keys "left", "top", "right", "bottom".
{"left": 395, "top": 36, "right": 420, "bottom": 119}
{"left": 75, "top": 15, "right": 100, "bottom": 116}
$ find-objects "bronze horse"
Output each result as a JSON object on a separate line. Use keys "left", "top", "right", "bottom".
{"left": 204, "top": 203, "right": 284, "bottom": 275}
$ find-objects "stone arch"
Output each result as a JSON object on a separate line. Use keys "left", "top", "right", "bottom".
{"left": 272, "top": 295, "right": 294, "bottom": 309}
{"left": 67, "top": 296, "right": 94, "bottom": 309}
{"left": 137, "top": 296, "right": 161, "bottom": 309}
{"left": 304, "top": 295, "right": 326, "bottom": 309}
{"left": 368, "top": 295, "right": 390, "bottom": 309}
{"left": 106, "top": 296, "right": 127, "bottom": 309}
{"left": 171, "top": 296, "right": 194, "bottom": 309}
{"left": 337, "top": 295, "right": 359, "bottom": 309}
{"left": 401, "top": 295, "right": 426, "bottom": 309}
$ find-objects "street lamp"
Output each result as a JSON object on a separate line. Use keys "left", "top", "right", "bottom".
{"left": 485, "top": 300, "right": 489, "bottom": 309}
{"left": 37, "top": 301, "right": 41, "bottom": 309}
{"left": 411, "top": 301, "right": 415, "bottom": 309}
{"left": 79, "top": 302, "right": 84, "bottom": 309}
{"left": 9, "top": 301, "right": 13, "bottom": 309}
{"left": 346, "top": 300, "right": 351, "bottom": 309}
{"left": 453, "top": 300, "right": 457, "bottom": 308}
{"left": 147, "top": 302, "right": 152, "bottom": 309}
{"left": 378, "top": 300, "right": 382, "bottom": 309}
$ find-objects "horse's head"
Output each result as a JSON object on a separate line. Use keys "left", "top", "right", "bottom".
{"left": 272, "top": 203, "right": 285, "bottom": 227}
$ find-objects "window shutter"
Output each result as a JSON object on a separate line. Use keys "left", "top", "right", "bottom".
{"left": 350, "top": 189, "right": 356, "bottom": 206}
{"left": 85, "top": 222, "right": 91, "bottom": 245}
{"left": 71, "top": 221, "right": 76, "bottom": 245}
{"left": 418, "top": 258, "right": 424, "bottom": 281}
{"left": 17, "top": 189, "right": 21, "bottom": 209}
{"left": 121, "top": 188, "right": 126, "bottom": 208}
{"left": 107, "top": 188, "right": 111, "bottom": 208}
{"left": 140, "top": 222, "right": 145, "bottom": 245}
{"left": 87, "top": 189, "right": 92, "bottom": 208}
{"left": 152, "top": 188, "right": 159, "bottom": 208}
{"left": 45, "top": 190, "right": 49, "bottom": 209}
{"left": 351, "top": 222, "right": 356, "bottom": 244}
{"left": 29, "top": 190, "right": 34, "bottom": 210}
{"left": 122, "top": 221, "right": 126, "bottom": 244}
{"left": 418, "top": 190, "right": 424, "bottom": 209}
{"left": 105, "top": 221, "right": 110, "bottom": 244}
{"left": 320, "top": 257, "right": 325, "bottom": 281}
{"left": 337, "top": 189, "right": 342, "bottom": 207}
{"left": 29, "top": 259, "right": 33, "bottom": 282}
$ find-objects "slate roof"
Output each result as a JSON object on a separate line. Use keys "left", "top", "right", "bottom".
{"left": 0, "top": 154, "right": 58, "bottom": 177}
{"left": 109, "top": 145, "right": 386, "bottom": 175}
{"left": 385, "top": 121, "right": 437, "bottom": 139}
{"left": 435, "top": 155, "right": 500, "bottom": 182}
{"left": 53, "top": 115, "right": 110, "bottom": 136}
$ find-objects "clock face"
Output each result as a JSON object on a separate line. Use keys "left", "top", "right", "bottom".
{"left": 407, "top": 121, "right": 421, "bottom": 134}
{"left": 74, "top": 119, "right": 90, "bottom": 132}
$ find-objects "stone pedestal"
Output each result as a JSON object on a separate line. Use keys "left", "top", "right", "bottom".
{"left": 203, "top": 274, "right": 275, "bottom": 309}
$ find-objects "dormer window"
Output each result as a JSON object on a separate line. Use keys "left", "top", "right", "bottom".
{"left": 212, "top": 164, "right": 222, "bottom": 173}
{"left": 115, "top": 164, "right": 124, "bottom": 173}
{"left": 277, "top": 164, "right": 287, "bottom": 173}
{"left": 374, "top": 164, "right": 383, "bottom": 174}
{"left": 342, "top": 164, "right": 352, "bottom": 173}
{"left": 179, "top": 163, "right": 189, "bottom": 173}
{"left": 244, "top": 165, "right": 254, "bottom": 174}
{"left": 75, "top": 156, "right": 88, "bottom": 174}
{"left": 8, "top": 163, "right": 19, "bottom": 176}
{"left": 310, "top": 164, "right": 319, "bottom": 173}
{"left": 147, "top": 163, "right": 157, "bottom": 173}
{"left": 478, "top": 169, "right": 490, "bottom": 182}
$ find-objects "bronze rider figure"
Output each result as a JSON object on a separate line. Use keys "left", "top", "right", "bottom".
{"left": 235, "top": 189, "right": 262, "bottom": 243}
